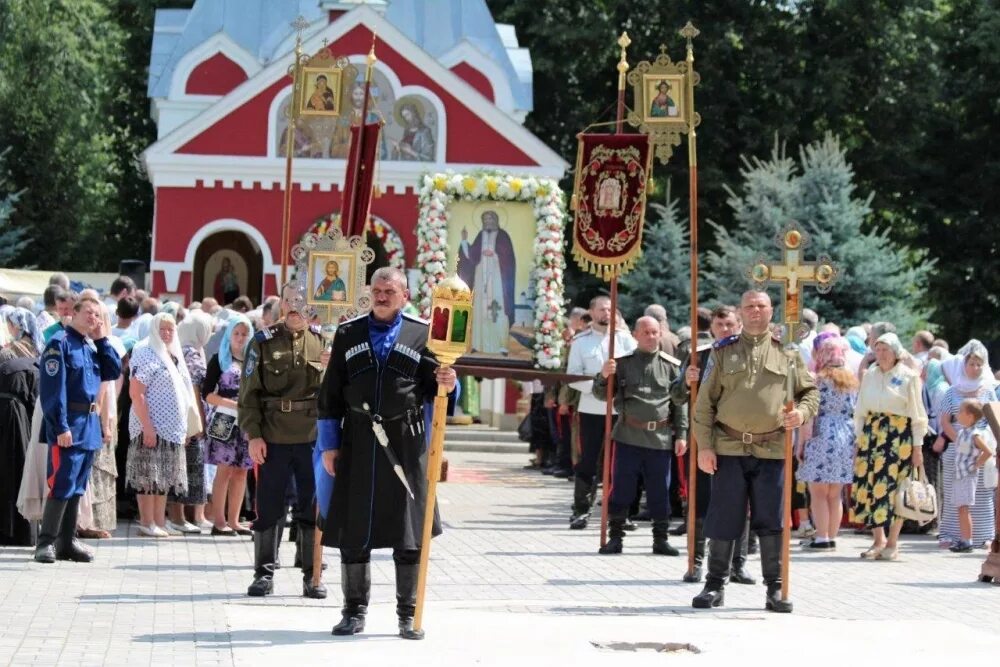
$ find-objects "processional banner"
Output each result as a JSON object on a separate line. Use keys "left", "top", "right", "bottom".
{"left": 571, "top": 133, "right": 654, "bottom": 279}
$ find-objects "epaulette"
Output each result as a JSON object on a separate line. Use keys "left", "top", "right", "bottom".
{"left": 309, "top": 324, "right": 322, "bottom": 335}
{"left": 47, "top": 330, "right": 67, "bottom": 345}
{"left": 402, "top": 312, "right": 428, "bottom": 325}
{"left": 659, "top": 351, "right": 681, "bottom": 366}
{"left": 713, "top": 334, "right": 739, "bottom": 349}
{"left": 770, "top": 329, "right": 784, "bottom": 345}
{"left": 696, "top": 341, "right": 713, "bottom": 353}
{"left": 254, "top": 323, "right": 281, "bottom": 343}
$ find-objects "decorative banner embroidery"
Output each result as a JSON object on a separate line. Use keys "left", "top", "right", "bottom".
{"left": 571, "top": 133, "right": 654, "bottom": 280}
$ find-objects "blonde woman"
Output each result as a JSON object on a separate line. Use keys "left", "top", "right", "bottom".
{"left": 126, "top": 313, "right": 195, "bottom": 537}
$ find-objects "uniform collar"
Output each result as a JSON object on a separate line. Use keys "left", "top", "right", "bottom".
{"left": 741, "top": 330, "right": 771, "bottom": 346}
{"left": 634, "top": 348, "right": 657, "bottom": 359}
{"left": 66, "top": 324, "right": 86, "bottom": 341}
{"left": 369, "top": 310, "right": 402, "bottom": 332}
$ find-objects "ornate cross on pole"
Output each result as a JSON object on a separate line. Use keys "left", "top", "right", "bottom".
{"left": 748, "top": 223, "right": 839, "bottom": 604}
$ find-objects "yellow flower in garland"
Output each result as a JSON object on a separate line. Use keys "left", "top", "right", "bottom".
{"left": 898, "top": 443, "right": 912, "bottom": 460}
{"left": 873, "top": 481, "right": 888, "bottom": 499}
{"left": 510, "top": 178, "right": 523, "bottom": 195}
{"left": 854, "top": 458, "right": 868, "bottom": 477}
{"left": 873, "top": 507, "right": 889, "bottom": 525}
{"left": 462, "top": 176, "right": 478, "bottom": 193}
{"left": 873, "top": 456, "right": 886, "bottom": 473}
{"left": 433, "top": 176, "right": 448, "bottom": 192}
{"left": 485, "top": 177, "right": 498, "bottom": 195}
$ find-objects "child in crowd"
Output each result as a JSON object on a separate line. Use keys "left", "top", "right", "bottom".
{"left": 951, "top": 399, "right": 997, "bottom": 552}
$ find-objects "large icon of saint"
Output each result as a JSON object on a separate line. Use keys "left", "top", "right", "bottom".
{"left": 313, "top": 260, "right": 347, "bottom": 302}
{"left": 650, "top": 80, "right": 678, "bottom": 118}
{"left": 456, "top": 209, "right": 516, "bottom": 354}
{"left": 305, "top": 75, "right": 336, "bottom": 111}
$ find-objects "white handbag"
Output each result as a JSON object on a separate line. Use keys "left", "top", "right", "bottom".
{"left": 893, "top": 465, "right": 938, "bottom": 525}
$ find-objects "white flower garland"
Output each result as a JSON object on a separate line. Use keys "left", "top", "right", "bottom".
{"left": 415, "top": 171, "right": 567, "bottom": 369}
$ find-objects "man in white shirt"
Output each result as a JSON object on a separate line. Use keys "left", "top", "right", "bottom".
{"left": 565, "top": 295, "right": 636, "bottom": 529}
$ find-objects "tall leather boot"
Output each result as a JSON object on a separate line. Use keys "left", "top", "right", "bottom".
{"left": 730, "top": 518, "right": 756, "bottom": 584}
{"left": 332, "top": 563, "right": 370, "bottom": 635}
{"left": 569, "top": 476, "right": 592, "bottom": 529}
{"left": 759, "top": 534, "right": 792, "bottom": 613}
{"left": 33, "top": 499, "right": 68, "bottom": 563}
{"left": 683, "top": 518, "right": 706, "bottom": 582}
{"left": 299, "top": 526, "right": 327, "bottom": 599}
{"left": 247, "top": 527, "right": 277, "bottom": 597}
{"left": 598, "top": 513, "right": 626, "bottom": 554}
{"left": 652, "top": 519, "right": 680, "bottom": 556}
{"left": 395, "top": 562, "right": 424, "bottom": 640}
{"left": 692, "top": 539, "right": 733, "bottom": 609}
{"left": 57, "top": 495, "right": 94, "bottom": 562}
{"left": 276, "top": 513, "right": 286, "bottom": 569}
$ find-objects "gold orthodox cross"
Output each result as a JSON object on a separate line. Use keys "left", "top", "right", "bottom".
{"left": 748, "top": 226, "right": 838, "bottom": 327}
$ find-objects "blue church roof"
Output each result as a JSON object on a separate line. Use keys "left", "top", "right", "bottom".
{"left": 147, "top": 0, "right": 533, "bottom": 113}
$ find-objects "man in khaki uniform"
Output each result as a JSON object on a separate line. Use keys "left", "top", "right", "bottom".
{"left": 240, "top": 283, "right": 328, "bottom": 599}
{"left": 691, "top": 290, "right": 818, "bottom": 613}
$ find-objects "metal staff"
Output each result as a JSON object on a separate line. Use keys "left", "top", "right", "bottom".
{"left": 599, "top": 31, "right": 631, "bottom": 548}
{"left": 279, "top": 17, "right": 311, "bottom": 286}
{"left": 780, "top": 336, "right": 797, "bottom": 601}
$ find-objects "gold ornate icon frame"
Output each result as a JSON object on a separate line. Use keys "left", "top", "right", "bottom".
{"left": 291, "top": 225, "right": 374, "bottom": 325}
{"left": 627, "top": 44, "right": 701, "bottom": 164}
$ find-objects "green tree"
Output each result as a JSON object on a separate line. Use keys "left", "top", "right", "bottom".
{"left": 704, "top": 134, "right": 934, "bottom": 334}
{"left": 618, "top": 183, "right": 694, "bottom": 326}
{"left": 0, "top": 148, "right": 28, "bottom": 267}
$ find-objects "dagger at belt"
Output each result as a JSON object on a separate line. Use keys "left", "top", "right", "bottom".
{"left": 363, "top": 402, "right": 416, "bottom": 499}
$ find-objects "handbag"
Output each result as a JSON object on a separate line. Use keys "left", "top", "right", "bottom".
{"left": 206, "top": 406, "right": 238, "bottom": 442}
{"left": 893, "top": 465, "right": 938, "bottom": 525}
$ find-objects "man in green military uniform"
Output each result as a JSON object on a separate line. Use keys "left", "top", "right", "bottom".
{"left": 593, "top": 316, "right": 687, "bottom": 555}
{"left": 239, "top": 283, "right": 328, "bottom": 599}
{"left": 691, "top": 290, "right": 818, "bottom": 613}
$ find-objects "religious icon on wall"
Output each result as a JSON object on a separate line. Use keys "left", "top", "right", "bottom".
{"left": 390, "top": 96, "right": 436, "bottom": 161}
{"left": 300, "top": 67, "right": 342, "bottom": 116}
{"left": 204, "top": 251, "right": 247, "bottom": 306}
{"left": 642, "top": 74, "right": 685, "bottom": 124}
{"left": 307, "top": 252, "right": 354, "bottom": 306}
{"left": 445, "top": 201, "right": 536, "bottom": 362}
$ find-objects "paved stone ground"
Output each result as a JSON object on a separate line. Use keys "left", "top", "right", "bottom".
{"left": 2, "top": 451, "right": 999, "bottom": 666}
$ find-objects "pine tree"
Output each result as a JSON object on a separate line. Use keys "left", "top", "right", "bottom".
{"left": 0, "top": 148, "right": 27, "bottom": 267}
{"left": 704, "top": 134, "right": 934, "bottom": 334}
{"left": 618, "top": 183, "right": 692, "bottom": 328}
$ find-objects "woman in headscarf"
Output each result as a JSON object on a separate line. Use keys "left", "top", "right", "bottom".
{"left": 0, "top": 306, "right": 44, "bottom": 361}
{"left": 165, "top": 309, "right": 214, "bottom": 534}
{"left": 203, "top": 314, "right": 255, "bottom": 535}
{"left": 935, "top": 340, "right": 998, "bottom": 548}
{"left": 851, "top": 333, "right": 928, "bottom": 560}
{"left": 0, "top": 308, "right": 40, "bottom": 545}
{"left": 126, "top": 313, "right": 196, "bottom": 537}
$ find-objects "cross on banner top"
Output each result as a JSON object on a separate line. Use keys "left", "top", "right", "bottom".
{"left": 748, "top": 225, "right": 838, "bottom": 326}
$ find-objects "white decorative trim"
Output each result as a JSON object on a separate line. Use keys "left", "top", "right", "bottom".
{"left": 168, "top": 33, "right": 261, "bottom": 100}
{"left": 144, "top": 6, "right": 567, "bottom": 174}
{"left": 437, "top": 40, "right": 517, "bottom": 118}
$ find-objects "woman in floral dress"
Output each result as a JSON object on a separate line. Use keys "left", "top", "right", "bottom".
{"left": 204, "top": 315, "right": 254, "bottom": 536}
{"left": 851, "top": 333, "right": 928, "bottom": 561}
{"left": 798, "top": 336, "right": 858, "bottom": 550}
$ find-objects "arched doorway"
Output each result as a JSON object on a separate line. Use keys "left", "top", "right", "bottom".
{"left": 191, "top": 231, "right": 264, "bottom": 305}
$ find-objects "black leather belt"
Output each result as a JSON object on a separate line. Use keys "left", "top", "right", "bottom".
{"left": 68, "top": 401, "right": 98, "bottom": 414}
{"left": 349, "top": 406, "right": 417, "bottom": 423}
{"left": 263, "top": 397, "right": 315, "bottom": 413}
{"left": 718, "top": 422, "right": 784, "bottom": 444}
{"left": 623, "top": 415, "right": 672, "bottom": 431}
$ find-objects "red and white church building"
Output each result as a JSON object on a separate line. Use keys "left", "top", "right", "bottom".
{"left": 143, "top": 0, "right": 567, "bottom": 305}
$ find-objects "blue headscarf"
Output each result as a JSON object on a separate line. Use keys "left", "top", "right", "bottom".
{"left": 219, "top": 313, "right": 253, "bottom": 370}
{"left": 4, "top": 306, "right": 43, "bottom": 354}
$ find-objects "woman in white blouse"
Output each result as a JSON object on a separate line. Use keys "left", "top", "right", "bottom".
{"left": 851, "top": 332, "right": 928, "bottom": 561}
{"left": 126, "top": 313, "right": 197, "bottom": 537}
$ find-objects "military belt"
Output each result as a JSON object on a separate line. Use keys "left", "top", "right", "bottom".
{"left": 623, "top": 415, "right": 672, "bottom": 432}
{"left": 67, "top": 401, "right": 99, "bottom": 414}
{"left": 348, "top": 406, "right": 418, "bottom": 423}
{"left": 718, "top": 422, "right": 784, "bottom": 445}
{"left": 262, "top": 397, "right": 315, "bottom": 413}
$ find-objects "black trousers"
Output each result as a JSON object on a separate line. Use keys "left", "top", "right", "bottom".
{"left": 609, "top": 442, "right": 672, "bottom": 520}
{"left": 705, "top": 455, "right": 783, "bottom": 540}
{"left": 252, "top": 442, "right": 316, "bottom": 532}
{"left": 575, "top": 413, "right": 615, "bottom": 482}
{"left": 340, "top": 547, "right": 420, "bottom": 565}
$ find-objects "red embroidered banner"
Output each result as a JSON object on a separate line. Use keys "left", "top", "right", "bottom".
{"left": 341, "top": 121, "right": 382, "bottom": 238}
{"left": 571, "top": 133, "right": 653, "bottom": 280}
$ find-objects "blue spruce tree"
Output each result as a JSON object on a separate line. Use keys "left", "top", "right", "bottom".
{"left": 704, "top": 134, "right": 933, "bottom": 334}
{"left": 0, "top": 148, "right": 27, "bottom": 267}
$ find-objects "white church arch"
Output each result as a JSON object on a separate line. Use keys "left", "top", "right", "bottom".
{"left": 183, "top": 218, "right": 279, "bottom": 291}
{"left": 169, "top": 33, "right": 262, "bottom": 100}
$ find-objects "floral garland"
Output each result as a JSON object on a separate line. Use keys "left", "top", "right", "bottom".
{"left": 415, "top": 170, "right": 567, "bottom": 369}
{"left": 302, "top": 214, "right": 406, "bottom": 270}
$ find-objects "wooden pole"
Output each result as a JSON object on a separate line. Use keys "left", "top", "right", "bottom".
{"left": 279, "top": 28, "right": 305, "bottom": 287}
{"left": 683, "top": 28, "right": 700, "bottom": 580}
{"left": 781, "top": 346, "right": 796, "bottom": 601}
{"left": 600, "top": 31, "right": 630, "bottom": 548}
{"left": 413, "top": 378, "right": 449, "bottom": 631}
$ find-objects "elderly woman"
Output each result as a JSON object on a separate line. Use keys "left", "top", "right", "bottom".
{"left": 165, "top": 310, "right": 214, "bottom": 534}
{"left": 851, "top": 333, "right": 928, "bottom": 560}
{"left": 1, "top": 307, "right": 43, "bottom": 362}
{"left": 935, "top": 340, "right": 998, "bottom": 548}
{"left": 126, "top": 313, "right": 196, "bottom": 537}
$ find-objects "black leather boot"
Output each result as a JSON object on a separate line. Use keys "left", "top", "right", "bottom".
{"left": 247, "top": 527, "right": 277, "bottom": 597}
{"left": 730, "top": 519, "right": 756, "bottom": 584}
{"left": 683, "top": 518, "right": 706, "bottom": 583}
{"left": 56, "top": 496, "right": 94, "bottom": 562}
{"left": 652, "top": 519, "right": 680, "bottom": 556}
{"left": 395, "top": 562, "right": 424, "bottom": 640}
{"left": 332, "top": 563, "right": 370, "bottom": 635}
{"left": 276, "top": 514, "right": 286, "bottom": 569}
{"left": 759, "top": 534, "right": 792, "bottom": 612}
{"left": 598, "top": 515, "right": 626, "bottom": 554}
{"left": 299, "top": 526, "right": 327, "bottom": 599}
{"left": 33, "top": 499, "right": 68, "bottom": 564}
{"left": 569, "top": 476, "right": 592, "bottom": 529}
{"left": 692, "top": 539, "right": 733, "bottom": 608}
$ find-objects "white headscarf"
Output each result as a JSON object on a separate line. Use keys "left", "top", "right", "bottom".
{"left": 144, "top": 312, "right": 196, "bottom": 423}
{"left": 942, "top": 339, "right": 997, "bottom": 393}
{"left": 177, "top": 309, "right": 213, "bottom": 350}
